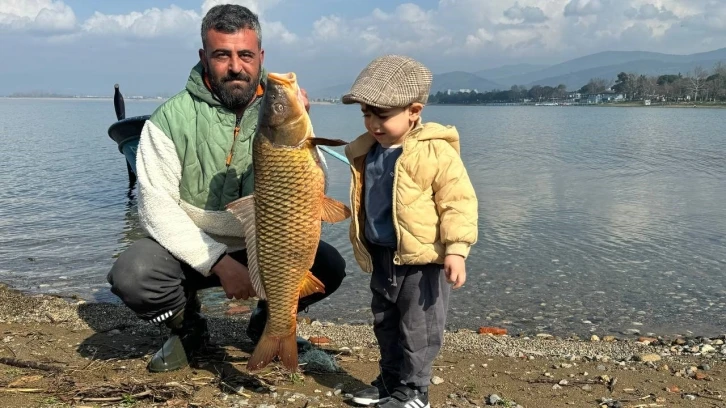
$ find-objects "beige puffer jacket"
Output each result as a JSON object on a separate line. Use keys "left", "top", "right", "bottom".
{"left": 344, "top": 121, "right": 478, "bottom": 273}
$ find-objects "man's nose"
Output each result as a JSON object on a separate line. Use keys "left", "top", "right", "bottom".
{"left": 229, "top": 55, "right": 243, "bottom": 73}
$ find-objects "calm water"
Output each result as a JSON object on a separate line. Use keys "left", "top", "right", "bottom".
{"left": 1, "top": 98, "right": 725, "bottom": 337}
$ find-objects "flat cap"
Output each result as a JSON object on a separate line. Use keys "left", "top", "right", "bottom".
{"left": 341, "top": 55, "right": 432, "bottom": 109}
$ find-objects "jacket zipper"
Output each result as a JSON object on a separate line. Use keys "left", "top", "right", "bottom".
{"left": 226, "top": 115, "right": 242, "bottom": 167}
{"left": 390, "top": 143, "right": 403, "bottom": 266}
{"left": 353, "top": 157, "right": 374, "bottom": 272}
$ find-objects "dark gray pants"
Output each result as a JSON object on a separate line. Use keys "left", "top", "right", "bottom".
{"left": 369, "top": 244, "right": 450, "bottom": 388}
{"left": 107, "top": 237, "right": 346, "bottom": 322}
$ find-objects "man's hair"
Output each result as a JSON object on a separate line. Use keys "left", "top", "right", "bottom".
{"left": 201, "top": 4, "right": 262, "bottom": 49}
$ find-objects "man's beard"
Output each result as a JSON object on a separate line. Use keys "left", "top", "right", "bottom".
{"left": 208, "top": 67, "right": 260, "bottom": 110}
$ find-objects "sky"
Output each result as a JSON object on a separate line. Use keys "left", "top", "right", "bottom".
{"left": 1, "top": 0, "right": 726, "bottom": 96}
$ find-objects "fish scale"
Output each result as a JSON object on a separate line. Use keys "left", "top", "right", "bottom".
{"left": 254, "top": 137, "right": 323, "bottom": 337}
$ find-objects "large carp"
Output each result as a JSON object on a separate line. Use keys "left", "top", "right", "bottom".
{"left": 226, "top": 72, "right": 350, "bottom": 372}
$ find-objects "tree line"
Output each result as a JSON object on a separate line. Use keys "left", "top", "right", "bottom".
{"left": 429, "top": 62, "right": 726, "bottom": 104}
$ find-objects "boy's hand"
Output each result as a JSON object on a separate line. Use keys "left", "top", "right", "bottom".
{"left": 444, "top": 254, "right": 466, "bottom": 289}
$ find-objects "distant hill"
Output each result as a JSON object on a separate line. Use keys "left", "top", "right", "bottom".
{"left": 308, "top": 47, "right": 726, "bottom": 98}
{"left": 498, "top": 48, "right": 726, "bottom": 89}
{"left": 430, "top": 71, "right": 501, "bottom": 93}
{"left": 310, "top": 71, "right": 502, "bottom": 99}
{"left": 525, "top": 59, "right": 726, "bottom": 90}
{"left": 474, "top": 63, "right": 548, "bottom": 81}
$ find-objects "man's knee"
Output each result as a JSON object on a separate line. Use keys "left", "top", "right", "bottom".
{"left": 107, "top": 238, "right": 174, "bottom": 306}
{"left": 314, "top": 240, "right": 347, "bottom": 293}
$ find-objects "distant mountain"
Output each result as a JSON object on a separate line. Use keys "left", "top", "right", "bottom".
{"left": 474, "top": 63, "right": 548, "bottom": 81}
{"left": 309, "top": 47, "right": 726, "bottom": 98}
{"left": 430, "top": 71, "right": 501, "bottom": 93}
{"left": 497, "top": 48, "right": 726, "bottom": 89}
{"left": 310, "top": 83, "right": 352, "bottom": 100}
{"left": 525, "top": 58, "right": 726, "bottom": 90}
{"left": 310, "top": 71, "right": 502, "bottom": 99}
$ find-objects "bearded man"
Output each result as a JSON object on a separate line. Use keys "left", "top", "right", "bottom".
{"left": 106, "top": 4, "right": 346, "bottom": 373}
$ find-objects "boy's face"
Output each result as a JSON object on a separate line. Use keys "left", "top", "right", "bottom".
{"left": 361, "top": 103, "right": 422, "bottom": 147}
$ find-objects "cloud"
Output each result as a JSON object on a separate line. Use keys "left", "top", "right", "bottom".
{"left": 564, "top": 0, "right": 607, "bottom": 17}
{"left": 625, "top": 4, "right": 677, "bottom": 21}
{"left": 504, "top": 2, "right": 548, "bottom": 23}
{"left": 0, "top": 0, "right": 76, "bottom": 33}
{"left": 201, "top": 0, "right": 281, "bottom": 17}
{"left": 81, "top": 6, "right": 198, "bottom": 39}
{"left": 310, "top": 3, "right": 451, "bottom": 54}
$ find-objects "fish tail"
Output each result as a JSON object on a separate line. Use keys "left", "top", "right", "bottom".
{"left": 247, "top": 332, "right": 298, "bottom": 372}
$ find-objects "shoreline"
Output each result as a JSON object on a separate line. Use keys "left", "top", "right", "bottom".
{"left": 0, "top": 284, "right": 724, "bottom": 407}
{"left": 11, "top": 280, "right": 726, "bottom": 342}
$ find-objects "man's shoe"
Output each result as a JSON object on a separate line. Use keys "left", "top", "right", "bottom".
{"left": 375, "top": 385, "right": 429, "bottom": 408}
{"left": 352, "top": 375, "right": 394, "bottom": 406}
{"left": 148, "top": 294, "right": 209, "bottom": 373}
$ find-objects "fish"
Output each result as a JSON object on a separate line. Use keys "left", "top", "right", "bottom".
{"left": 225, "top": 72, "right": 350, "bottom": 372}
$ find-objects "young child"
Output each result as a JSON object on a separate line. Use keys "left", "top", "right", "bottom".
{"left": 342, "top": 55, "right": 478, "bottom": 408}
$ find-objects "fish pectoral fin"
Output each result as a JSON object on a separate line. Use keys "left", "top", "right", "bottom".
{"left": 321, "top": 196, "right": 351, "bottom": 223}
{"left": 299, "top": 271, "right": 325, "bottom": 298}
{"left": 224, "top": 195, "right": 267, "bottom": 300}
{"left": 308, "top": 137, "right": 348, "bottom": 147}
{"left": 225, "top": 195, "right": 254, "bottom": 218}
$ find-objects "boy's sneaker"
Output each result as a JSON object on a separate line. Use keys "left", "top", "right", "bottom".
{"left": 376, "top": 385, "right": 429, "bottom": 408}
{"left": 352, "top": 375, "right": 392, "bottom": 406}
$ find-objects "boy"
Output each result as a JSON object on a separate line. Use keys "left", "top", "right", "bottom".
{"left": 342, "top": 55, "right": 478, "bottom": 408}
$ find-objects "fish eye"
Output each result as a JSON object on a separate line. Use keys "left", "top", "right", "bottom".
{"left": 273, "top": 103, "right": 285, "bottom": 113}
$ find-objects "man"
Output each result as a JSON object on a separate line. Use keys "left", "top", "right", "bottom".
{"left": 107, "top": 4, "right": 346, "bottom": 373}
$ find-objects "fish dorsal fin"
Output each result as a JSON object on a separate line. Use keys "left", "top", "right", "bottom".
{"left": 322, "top": 196, "right": 351, "bottom": 223}
{"left": 299, "top": 271, "right": 326, "bottom": 298}
{"left": 225, "top": 195, "right": 266, "bottom": 300}
{"left": 308, "top": 137, "right": 348, "bottom": 147}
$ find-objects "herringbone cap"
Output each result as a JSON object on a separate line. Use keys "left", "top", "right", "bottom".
{"left": 341, "top": 55, "right": 432, "bottom": 108}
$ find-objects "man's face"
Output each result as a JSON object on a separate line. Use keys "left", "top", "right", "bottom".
{"left": 200, "top": 28, "right": 265, "bottom": 111}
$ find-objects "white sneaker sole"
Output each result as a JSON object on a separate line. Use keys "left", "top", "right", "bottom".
{"left": 352, "top": 396, "right": 382, "bottom": 406}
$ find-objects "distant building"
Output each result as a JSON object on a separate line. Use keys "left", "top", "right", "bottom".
{"left": 446, "top": 88, "right": 479, "bottom": 95}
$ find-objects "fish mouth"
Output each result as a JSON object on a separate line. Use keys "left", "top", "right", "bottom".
{"left": 267, "top": 72, "right": 297, "bottom": 87}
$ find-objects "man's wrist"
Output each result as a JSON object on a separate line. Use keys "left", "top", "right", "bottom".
{"left": 211, "top": 253, "right": 228, "bottom": 273}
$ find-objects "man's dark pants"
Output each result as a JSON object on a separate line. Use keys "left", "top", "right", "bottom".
{"left": 107, "top": 237, "right": 346, "bottom": 324}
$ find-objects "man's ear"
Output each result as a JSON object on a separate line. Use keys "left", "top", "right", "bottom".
{"left": 260, "top": 48, "right": 265, "bottom": 65}
{"left": 198, "top": 49, "right": 207, "bottom": 70}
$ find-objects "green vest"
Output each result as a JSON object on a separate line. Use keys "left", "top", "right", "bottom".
{"left": 149, "top": 62, "right": 266, "bottom": 210}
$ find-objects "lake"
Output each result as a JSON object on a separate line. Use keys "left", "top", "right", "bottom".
{"left": 0, "top": 98, "right": 724, "bottom": 337}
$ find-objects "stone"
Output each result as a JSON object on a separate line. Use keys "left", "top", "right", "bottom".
{"left": 636, "top": 354, "right": 661, "bottom": 362}
{"left": 591, "top": 335, "right": 600, "bottom": 342}
{"left": 487, "top": 394, "right": 502, "bottom": 405}
{"left": 701, "top": 344, "right": 716, "bottom": 353}
{"left": 603, "top": 336, "right": 617, "bottom": 342}
{"left": 225, "top": 306, "right": 251, "bottom": 315}
{"left": 308, "top": 336, "right": 330, "bottom": 345}
{"left": 431, "top": 376, "right": 444, "bottom": 385}
{"left": 478, "top": 326, "right": 507, "bottom": 335}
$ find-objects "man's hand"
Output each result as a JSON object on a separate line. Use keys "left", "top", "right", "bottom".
{"left": 300, "top": 88, "right": 310, "bottom": 112}
{"left": 211, "top": 255, "right": 257, "bottom": 300}
{"left": 444, "top": 254, "right": 466, "bottom": 289}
